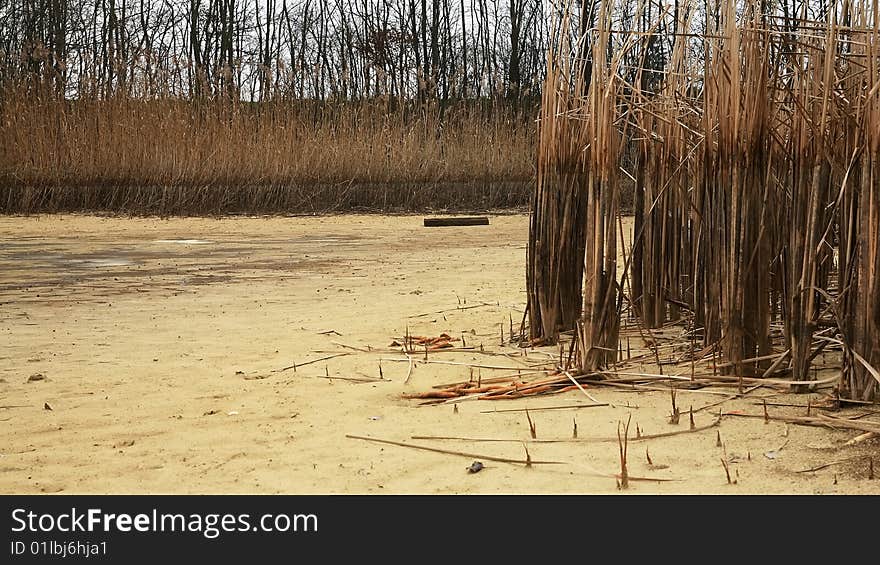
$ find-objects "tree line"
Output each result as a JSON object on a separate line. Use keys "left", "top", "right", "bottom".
{"left": 0, "top": 0, "right": 845, "bottom": 104}
{"left": 0, "top": 0, "right": 564, "bottom": 104}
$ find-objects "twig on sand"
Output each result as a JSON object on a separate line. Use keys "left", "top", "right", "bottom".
{"left": 796, "top": 455, "right": 865, "bottom": 473}
{"left": 277, "top": 353, "right": 350, "bottom": 373}
{"left": 407, "top": 303, "right": 497, "bottom": 318}
{"left": 382, "top": 358, "right": 526, "bottom": 371}
{"left": 304, "top": 374, "right": 386, "bottom": 383}
{"left": 627, "top": 415, "right": 722, "bottom": 442}
{"left": 345, "top": 434, "right": 566, "bottom": 465}
{"left": 331, "top": 341, "right": 372, "bottom": 352}
{"left": 479, "top": 403, "right": 609, "bottom": 414}
{"left": 432, "top": 369, "right": 552, "bottom": 389}
{"left": 410, "top": 415, "right": 721, "bottom": 444}
{"left": 245, "top": 352, "right": 353, "bottom": 379}
{"left": 669, "top": 385, "right": 762, "bottom": 418}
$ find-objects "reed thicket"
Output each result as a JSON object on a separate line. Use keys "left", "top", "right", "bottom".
{"left": 528, "top": 0, "right": 879, "bottom": 400}
{"left": 0, "top": 93, "right": 535, "bottom": 214}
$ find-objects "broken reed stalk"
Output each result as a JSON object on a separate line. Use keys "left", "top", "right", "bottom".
{"left": 669, "top": 388, "right": 680, "bottom": 424}
{"left": 618, "top": 414, "right": 631, "bottom": 489}
{"left": 721, "top": 456, "right": 733, "bottom": 485}
{"left": 525, "top": 408, "right": 537, "bottom": 439}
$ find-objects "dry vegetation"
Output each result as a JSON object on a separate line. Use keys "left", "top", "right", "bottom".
{"left": 527, "top": 0, "right": 879, "bottom": 401}
{"left": 0, "top": 96, "right": 535, "bottom": 214}
{"left": 0, "top": 0, "right": 559, "bottom": 214}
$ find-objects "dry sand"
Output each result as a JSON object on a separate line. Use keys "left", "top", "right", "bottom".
{"left": 1, "top": 213, "right": 878, "bottom": 494}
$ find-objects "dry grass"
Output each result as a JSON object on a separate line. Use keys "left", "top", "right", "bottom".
{"left": 0, "top": 94, "right": 535, "bottom": 214}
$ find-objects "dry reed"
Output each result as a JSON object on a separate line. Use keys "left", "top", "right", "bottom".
{"left": 528, "top": 0, "right": 880, "bottom": 400}
{"left": 0, "top": 95, "right": 535, "bottom": 214}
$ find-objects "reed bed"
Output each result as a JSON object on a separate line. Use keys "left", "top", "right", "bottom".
{"left": 0, "top": 94, "right": 535, "bottom": 214}
{"left": 528, "top": 0, "right": 880, "bottom": 400}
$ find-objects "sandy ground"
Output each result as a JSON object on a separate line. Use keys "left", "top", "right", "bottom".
{"left": 1, "top": 213, "right": 878, "bottom": 495}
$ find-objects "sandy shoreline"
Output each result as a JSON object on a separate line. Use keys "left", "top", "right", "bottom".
{"left": 1, "top": 214, "right": 878, "bottom": 494}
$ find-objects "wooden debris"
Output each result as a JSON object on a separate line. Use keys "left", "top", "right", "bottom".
{"left": 423, "top": 217, "right": 489, "bottom": 227}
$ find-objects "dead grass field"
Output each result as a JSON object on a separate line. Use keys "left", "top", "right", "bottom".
{"left": 1, "top": 214, "right": 878, "bottom": 494}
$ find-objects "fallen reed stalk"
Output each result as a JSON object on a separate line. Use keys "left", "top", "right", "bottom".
{"left": 345, "top": 434, "right": 566, "bottom": 465}
{"left": 410, "top": 414, "right": 721, "bottom": 444}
